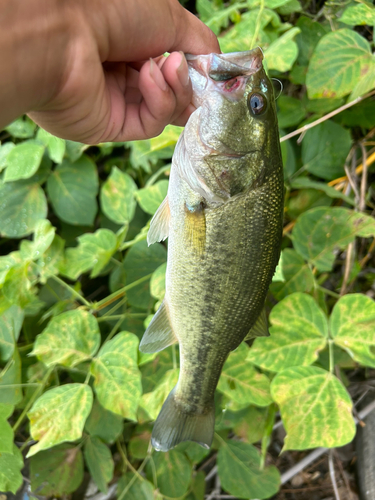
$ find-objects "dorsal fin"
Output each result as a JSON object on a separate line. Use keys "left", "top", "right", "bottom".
{"left": 147, "top": 196, "right": 170, "bottom": 246}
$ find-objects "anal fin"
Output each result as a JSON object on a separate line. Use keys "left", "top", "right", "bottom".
{"left": 147, "top": 196, "right": 170, "bottom": 246}
{"left": 245, "top": 306, "right": 269, "bottom": 341}
{"left": 139, "top": 300, "right": 177, "bottom": 353}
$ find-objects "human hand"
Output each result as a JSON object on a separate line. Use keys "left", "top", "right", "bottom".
{"left": 0, "top": 0, "right": 219, "bottom": 143}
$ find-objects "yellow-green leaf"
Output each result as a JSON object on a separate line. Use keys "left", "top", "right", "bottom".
{"left": 330, "top": 294, "right": 375, "bottom": 368}
{"left": 62, "top": 228, "right": 118, "bottom": 279}
{"left": 27, "top": 383, "right": 93, "bottom": 456}
{"left": 270, "top": 249, "right": 315, "bottom": 300}
{"left": 136, "top": 180, "right": 169, "bottom": 215}
{"left": 4, "top": 140, "right": 45, "bottom": 182}
{"left": 218, "top": 343, "right": 272, "bottom": 407}
{"left": 32, "top": 309, "right": 100, "bottom": 367}
{"left": 90, "top": 332, "right": 142, "bottom": 420}
{"left": 0, "top": 404, "right": 14, "bottom": 453}
{"left": 306, "top": 29, "right": 373, "bottom": 98}
{"left": 265, "top": 27, "right": 301, "bottom": 72}
{"left": 340, "top": 3, "right": 375, "bottom": 25}
{"left": 0, "top": 305, "right": 24, "bottom": 361}
{"left": 271, "top": 366, "right": 356, "bottom": 450}
{"left": 100, "top": 166, "right": 138, "bottom": 224}
{"left": 293, "top": 207, "right": 375, "bottom": 271}
{"left": 248, "top": 293, "right": 327, "bottom": 372}
{"left": 141, "top": 368, "right": 179, "bottom": 420}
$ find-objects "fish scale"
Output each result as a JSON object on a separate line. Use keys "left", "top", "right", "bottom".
{"left": 140, "top": 48, "right": 284, "bottom": 451}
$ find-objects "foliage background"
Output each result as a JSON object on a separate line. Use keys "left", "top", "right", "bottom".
{"left": 0, "top": 0, "right": 375, "bottom": 498}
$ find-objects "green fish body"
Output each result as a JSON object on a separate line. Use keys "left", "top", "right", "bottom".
{"left": 140, "top": 49, "right": 284, "bottom": 452}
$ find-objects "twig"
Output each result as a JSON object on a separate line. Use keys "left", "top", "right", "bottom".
{"left": 280, "top": 90, "right": 375, "bottom": 143}
{"left": 329, "top": 450, "right": 341, "bottom": 500}
{"left": 359, "top": 142, "right": 368, "bottom": 212}
{"left": 328, "top": 150, "right": 375, "bottom": 187}
{"left": 359, "top": 238, "right": 375, "bottom": 268}
{"left": 340, "top": 242, "right": 354, "bottom": 296}
{"left": 334, "top": 449, "right": 354, "bottom": 500}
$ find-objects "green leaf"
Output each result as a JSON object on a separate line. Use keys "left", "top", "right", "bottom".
{"left": 248, "top": 293, "right": 327, "bottom": 371}
{"left": 330, "top": 294, "right": 375, "bottom": 368}
{"left": 272, "top": 367, "right": 356, "bottom": 450}
{"left": 123, "top": 241, "right": 167, "bottom": 309}
{"left": 85, "top": 398, "right": 123, "bottom": 443}
{"left": 277, "top": 96, "right": 305, "bottom": 128}
{"left": 217, "top": 343, "right": 272, "bottom": 407}
{"left": 47, "top": 155, "right": 98, "bottom": 225}
{"left": 0, "top": 252, "right": 21, "bottom": 286}
{"left": 270, "top": 249, "right": 315, "bottom": 300}
{"left": 140, "top": 349, "right": 175, "bottom": 393}
{"left": 176, "top": 441, "right": 210, "bottom": 464}
{"left": 84, "top": 436, "right": 114, "bottom": 493}
{"left": 276, "top": 0, "right": 301, "bottom": 15}
{"left": 150, "top": 262, "right": 167, "bottom": 301}
{"left": 296, "top": 17, "right": 327, "bottom": 66}
{"left": 0, "top": 404, "right": 14, "bottom": 453}
{"left": 0, "top": 142, "right": 15, "bottom": 172}
{"left": 63, "top": 228, "right": 118, "bottom": 279}
{"left": 265, "top": 27, "right": 300, "bottom": 72}
{"left": 0, "top": 305, "right": 24, "bottom": 362}
{"left": 149, "top": 449, "right": 192, "bottom": 498}
{"left": 293, "top": 207, "right": 375, "bottom": 271}
{"left": 100, "top": 166, "right": 138, "bottom": 224}
{"left": 340, "top": 3, "right": 375, "bottom": 25}
{"left": 306, "top": 29, "right": 373, "bottom": 98}
{"left": 20, "top": 219, "right": 55, "bottom": 261}
{"left": 0, "top": 444, "right": 23, "bottom": 494}
{"left": 117, "top": 473, "right": 156, "bottom": 500}
{"left": 65, "top": 140, "right": 89, "bottom": 161}
{"left": 136, "top": 180, "right": 169, "bottom": 215}
{"left": 301, "top": 121, "right": 351, "bottom": 180}
{"left": 32, "top": 309, "right": 100, "bottom": 367}
{"left": 27, "top": 383, "right": 93, "bottom": 456}
{"left": 0, "top": 181, "right": 47, "bottom": 238}
{"left": 0, "top": 349, "right": 22, "bottom": 405}
{"left": 141, "top": 368, "right": 179, "bottom": 420}
{"left": 36, "top": 128, "right": 66, "bottom": 163}
{"left": 30, "top": 444, "right": 84, "bottom": 496}
{"left": 90, "top": 332, "right": 142, "bottom": 420}
{"left": 4, "top": 140, "right": 45, "bottom": 182}
{"left": 217, "top": 440, "right": 280, "bottom": 499}
{"left": 291, "top": 177, "right": 355, "bottom": 206}
{"left": 5, "top": 116, "right": 36, "bottom": 138}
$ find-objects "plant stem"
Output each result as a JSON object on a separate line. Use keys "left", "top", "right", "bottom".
{"left": 316, "top": 285, "right": 341, "bottom": 299}
{"left": 93, "top": 273, "right": 153, "bottom": 311}
{"left": 12, "top": 366, "right": 53, "bottom": 433}
{"left": 97, "top": 313, "right": 147, "bottom": 322}
{"left": 119, "top": 231, "right": 148, "bottom": 252}
{"left": 250, "top": 0, "right": 265, "bottom": 49}
{"left": 145, "top": 164, "right": 171, "bottom": 187}
{"left": 117, "top": 451, "right": 151, "bottom": 500}
{"left": 50, "top": 275, "right": 90, "bottom": 307}
{"left": 328, "top": 340, "right": 335, "bottom": 374}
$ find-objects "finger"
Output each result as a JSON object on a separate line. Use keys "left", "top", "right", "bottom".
{"left": 160, "top": 52, "right": 192, "bottom": 124}
{"left": 172, "top": 103, "right": 196, "bottom": 127}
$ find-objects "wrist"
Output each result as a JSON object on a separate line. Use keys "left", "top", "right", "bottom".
{"left": 0, "top": 0, "right": 79, "bottom": 128}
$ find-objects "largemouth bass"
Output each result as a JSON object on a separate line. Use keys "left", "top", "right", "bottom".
{"left": 140, "top": 48, "right": 284, "bottom": 452}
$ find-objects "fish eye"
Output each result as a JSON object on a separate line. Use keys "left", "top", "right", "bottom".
{"left": 248, "top": 92, "right": 267, "bottom": 116}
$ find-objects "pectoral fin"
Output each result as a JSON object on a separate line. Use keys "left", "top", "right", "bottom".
{"left": 184, "top": 202, "right": 206, "bottom": 256}
{"left": 139, "top": 300, "right": 177, "bottom": 353}
{"left": 147, "top": 196, "right": 170, "bottom": 245}
{"left": 245, "top": 306, "right": 269, "bottom": 341}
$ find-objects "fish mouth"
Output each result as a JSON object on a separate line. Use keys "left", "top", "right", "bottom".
{"left": 186, "top": 48, "right": 263, "bottom": 82}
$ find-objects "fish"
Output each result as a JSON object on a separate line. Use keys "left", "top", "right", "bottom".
{"left": 139, "top": 48, "right": 284, "bottom": 452}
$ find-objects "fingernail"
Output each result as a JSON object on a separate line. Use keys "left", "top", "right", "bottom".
{"left": 149, "top": 58, "right": 168, "bottom": 91}
{"left": 177, "top": 51, "right": 190, "bottom": 87}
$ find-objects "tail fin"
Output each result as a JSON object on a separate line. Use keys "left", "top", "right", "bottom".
{"left": 151, "top": 387, "right": 215, "bottom": 452}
